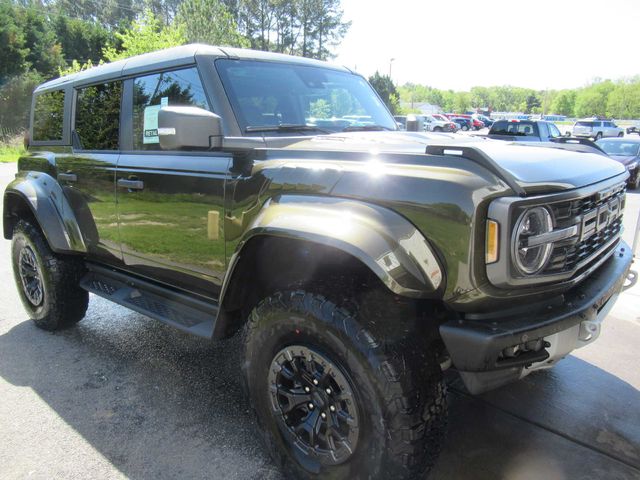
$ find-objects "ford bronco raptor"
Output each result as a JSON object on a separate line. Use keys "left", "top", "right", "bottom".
{"left": 4, "top": 45, "right": 634, "bottom": 479}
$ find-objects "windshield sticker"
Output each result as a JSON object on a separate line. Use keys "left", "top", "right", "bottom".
{"left": 143, "top": 105, "right": 161, "bottom": 144}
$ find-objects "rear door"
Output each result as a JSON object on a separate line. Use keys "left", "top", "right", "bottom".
{"left": 56, "top": 80, "right": 123, "bottom": 266}
{"left": 116, "top": 66, "right": 231, "bottom": 299}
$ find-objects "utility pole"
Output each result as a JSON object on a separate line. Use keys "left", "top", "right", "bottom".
{"left": 389, "top": 58, "right": 395, "bottom": 81}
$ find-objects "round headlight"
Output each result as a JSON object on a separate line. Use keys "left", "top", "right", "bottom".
{"left": 512, "top": 207, "right": 553, "bottom": 275}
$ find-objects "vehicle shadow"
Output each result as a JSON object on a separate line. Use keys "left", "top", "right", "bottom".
{"left": 0, "top": 300, "right": 639, "bottom": 480}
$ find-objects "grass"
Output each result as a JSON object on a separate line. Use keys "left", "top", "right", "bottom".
{"left": 0, "top": 134, "right": 25, "bottom": 163}
{"left": 0, "top": 144, "right": 24, "bottom": 163}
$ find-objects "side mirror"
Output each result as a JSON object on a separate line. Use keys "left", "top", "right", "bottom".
{"left": 158, "top": 106, "right": 223, "bottom": 150}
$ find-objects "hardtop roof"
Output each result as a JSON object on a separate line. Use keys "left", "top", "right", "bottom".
{"left": 35, "top": 43, "right": 351, "bottom": 92}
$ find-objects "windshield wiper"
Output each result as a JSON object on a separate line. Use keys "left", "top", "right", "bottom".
{"left": 342, "top": 125, "right": 393, "bottom": 132}
{"left": 245, "top": 124, "right": 331, "bottom": 134}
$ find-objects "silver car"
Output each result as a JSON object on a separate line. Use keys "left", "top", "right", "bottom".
{"left": 573, "top": 118, "right": 624, "bottom": 140}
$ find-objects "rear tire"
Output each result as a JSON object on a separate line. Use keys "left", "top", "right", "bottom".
{"left": 618, "top": 132, "right": 624, "bottom": 137}
{"left": 242, "top": 289, "right": 447, "bottom": 480}
{"left": 11, "top": 220, "right": 88, "bottom": 330}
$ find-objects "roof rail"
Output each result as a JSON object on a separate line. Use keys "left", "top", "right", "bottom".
{"left": 425, "top": 144, "right": 526, "bottom": 197}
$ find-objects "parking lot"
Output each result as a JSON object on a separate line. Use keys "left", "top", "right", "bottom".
{"left": 0, "top": 160, "right": 638, "bottom": 479}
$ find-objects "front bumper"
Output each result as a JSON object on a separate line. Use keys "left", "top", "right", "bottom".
{"left": 440, "top": 241, "right": 633, "bottom": 393}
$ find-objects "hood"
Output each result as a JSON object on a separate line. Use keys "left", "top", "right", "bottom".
{"left": 275, "top": 131, "right": 626, "bottom": 192}
{"left": 609, "top": 154, "right": 639, "bottom": 166}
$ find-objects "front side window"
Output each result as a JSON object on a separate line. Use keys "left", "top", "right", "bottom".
{"left": 132, "top": 67, "right": 209, "bottom": 150}
{"left": 33, "top": 90, "right": 65, "bottom": 141}
{"left": 216, "top": 59, "right": 396, "bottom": 133}
{"left": 75, "top": 82, "right": 122, "bottom": 150}
{"left": 548, "top": 123, "right": 562, "bottom": 138}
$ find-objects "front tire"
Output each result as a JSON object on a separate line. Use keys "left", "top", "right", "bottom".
{"left": 11, "top": 220, "right": 88, "bottom": 330}
{"left": 243, "top": 290, "right": 447, "bottom": 480}
{"left": 594, "top": 132, "right": 603, "bottom": 140}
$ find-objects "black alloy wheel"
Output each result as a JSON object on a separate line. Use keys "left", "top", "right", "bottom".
{"left": 18, "top": 245, "right": 44, "bottom": 306}
{"left": 268, "top": 345, "right": 360, "bottom": 466}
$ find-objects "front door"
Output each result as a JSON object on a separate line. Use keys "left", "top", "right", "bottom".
{"left": 116, "top": 67, "right": 230, "bottom": 299}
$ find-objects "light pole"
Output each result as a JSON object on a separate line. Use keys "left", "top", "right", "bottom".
{"left": 389, "top": 58, "right": 395, "bottom": 80}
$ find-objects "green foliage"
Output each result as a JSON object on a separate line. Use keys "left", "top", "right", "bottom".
{"left": 176, "top": 0, "right": 249, "bottom": 47}
{"left": 228, "top": 0, "right": 350, "bottom": 60}
{"left": 309, "top": 98, "right": 332, "bottom": 118}
{"left": 399, "top": 78, "right": 640, "bottom": 119}
{"left": 0, "top": 1, "right": 29, "bottom": 82}
{"left": 551, "top": 90, "right": 576, "bottom": 116}
{"left": 0, "top": 70, "right": 44, "bottom": 131}
{"left": 53, "top": 15, "right": 112, "bottom": 65}
{"left": 103, "top": 10, "right": 186, "bottom": 62}
{"left": 368, "top": 71, "right": 400, "bottom": 114}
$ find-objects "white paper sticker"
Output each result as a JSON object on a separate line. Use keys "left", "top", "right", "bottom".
{"left": 161, "top": 97, "right": 169, "bottom": 107}
{"left": 143, "top": 105, "right": 161, "bottom": 144}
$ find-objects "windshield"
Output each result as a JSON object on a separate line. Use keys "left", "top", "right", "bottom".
{"left": 215, "top": 59, "right": 396, "bottom": 134}
{"left": 597, "top": 140, "right": 640, "bottom": 156}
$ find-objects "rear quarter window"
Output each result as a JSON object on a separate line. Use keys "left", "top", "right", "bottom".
{"left": 33, "top": 90, "right": 65, "bottom": 142}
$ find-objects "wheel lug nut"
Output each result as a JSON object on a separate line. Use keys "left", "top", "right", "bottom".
{"left": 321, "top": 412, "right": 327, "bottom": 419}
{"left": 325, "top": 388, "right": 332, "bottom": 395}
{"left": 308, "top": 403, "right": 314, "bottom": 410}
{"left": 330, "top": 405, "right": 336, "bottom": 412}
{"left": 304, "top": 386, "right": 310, "bottom": 393}
{"left": 312, "top": 379, "right": 319, "bottom": 385}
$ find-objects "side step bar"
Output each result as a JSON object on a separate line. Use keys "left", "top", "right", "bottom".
{"left": 80, "top": 264, "right": 217, "bottom": 338}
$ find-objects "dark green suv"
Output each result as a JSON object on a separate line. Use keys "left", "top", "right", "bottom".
{"left": 4, "top": 44, "right": 634, "bottom": 480}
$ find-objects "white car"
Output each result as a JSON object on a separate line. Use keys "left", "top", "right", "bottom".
{"left": 572, "top": 118, "right": 624, "bottom": 140}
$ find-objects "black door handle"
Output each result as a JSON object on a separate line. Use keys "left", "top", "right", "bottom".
{"left": 117, "top": 178, "right": 144, "bottom": 190}
{"left": 58, "top": 172, "right": 77, "bottom": 182}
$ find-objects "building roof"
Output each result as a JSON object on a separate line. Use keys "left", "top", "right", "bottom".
{"left": 36, "top": 44, "right": 350, "bottom": 92}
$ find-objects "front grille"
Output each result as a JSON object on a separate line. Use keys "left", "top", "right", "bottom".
{"left": 545, "top": 187, "right": 625, "bottom": 275}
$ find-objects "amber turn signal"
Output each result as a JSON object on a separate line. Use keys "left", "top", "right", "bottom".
{"left": 486, "top": 220, "right": 499, "bottom": 264}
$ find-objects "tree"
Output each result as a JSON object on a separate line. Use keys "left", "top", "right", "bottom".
{"left": 53, "top": 15, "right": 113, "bottom": 65}
{"left": 368, "top": 71, "right": 399, "bottom": 114}
{"left": 103, "top": 10, "right": 185, "bottom": 62}
{"left": 0, "top": 1, "right": 29, "bottom": 83}
{"left": 177, "top": 0, "right": 249, "bottom": 47}
{"left": 551, "top": 90, "right": 576, "bottom": 116}
{"left": 0, "top": 70, "right": 44, "bottom": 130}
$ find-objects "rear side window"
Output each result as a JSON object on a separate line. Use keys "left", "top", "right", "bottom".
{"left": 33, "top": 90, "right": 65, "bottom": 142}
{"left": 576, "top": 121, "right": 595, "bottom": 127}
{"left": 75, "top": 82, "right": 122, "bottom": 150}
{"left": 132, "top": 67, "right": 209, "bottom": 150}
{"left": 491, "top": 121, "right": 538, "bottom": 136}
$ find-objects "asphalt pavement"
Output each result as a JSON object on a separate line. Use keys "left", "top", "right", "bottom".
{"left": 0, "top": 161, "right": 639, "bottom": 480}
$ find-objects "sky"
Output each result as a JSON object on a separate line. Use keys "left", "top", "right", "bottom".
{"left": 333, "top": 0, "right": 640, "bottom": 91}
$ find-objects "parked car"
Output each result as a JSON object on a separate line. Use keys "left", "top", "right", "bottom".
{"left": 451, "top": 117, "right": 473, "bottom": 130}
{"left": 572, "top": 118, "right": 624, "bottom": 140}
{"left": 488, "top": 120, "right": 565, "bottom": 141}
{"left": 4, "top": 44, "right": 634, "bottom": 480}
{"left": 431, "top": 114, "right": 459, "bottom": 132}
{"left": 596, "top": 137, "right": 640, "bottom": 189}
{"left": 626, "top": 123, "right": 640, "bottom": 135}
{"left": 475, "top": 114, "right": 494, "bottom": 128}
{"left": 394, "top": 115, "right": 407, "bottom": 130}
{"left": 423, "top": 114, "right": 456, "bottom": 132}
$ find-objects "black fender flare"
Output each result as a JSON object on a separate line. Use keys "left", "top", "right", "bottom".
{"left": 3, "top": 171, "right": 86, "bottom": 253}
{"left": 219, "top": 195, "right": 445, "bottom": 304}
